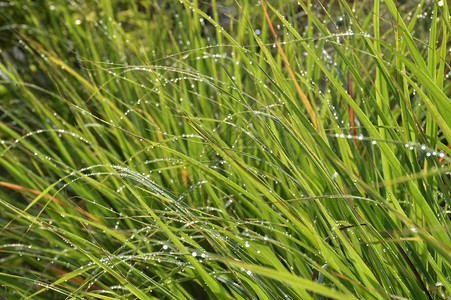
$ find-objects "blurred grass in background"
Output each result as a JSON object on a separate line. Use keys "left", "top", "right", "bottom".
{"left": 0, "top": 0, "right": 450, "bottom": 299}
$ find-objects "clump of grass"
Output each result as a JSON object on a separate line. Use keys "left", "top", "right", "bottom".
{"left": 0, "top": 0, "right": 450, "bottom": 299}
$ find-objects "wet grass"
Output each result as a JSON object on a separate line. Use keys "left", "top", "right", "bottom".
{"left": 0, "top": 0, "right": 450, "bottom": 299}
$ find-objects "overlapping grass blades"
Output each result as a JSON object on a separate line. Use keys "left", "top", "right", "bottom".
{"left": 0, "top": 0, "right": 450, "bottom": 299}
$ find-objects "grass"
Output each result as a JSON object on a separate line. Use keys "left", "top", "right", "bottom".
{"left": 0, "top": 0, "right": 450, "bottom": 299}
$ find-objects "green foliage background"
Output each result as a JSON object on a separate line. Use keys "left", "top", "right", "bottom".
{"left": 0, "top": 0, "right": 450, "bottom": 299}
